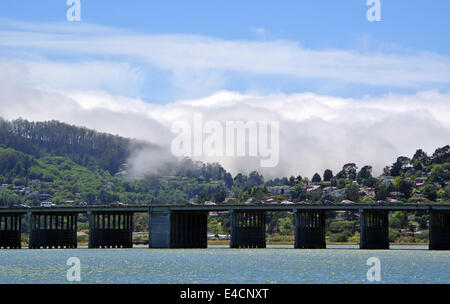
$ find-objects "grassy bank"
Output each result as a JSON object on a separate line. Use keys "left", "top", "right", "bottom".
{"left": 19, "top": 232, "right": 428, "bottom": 248}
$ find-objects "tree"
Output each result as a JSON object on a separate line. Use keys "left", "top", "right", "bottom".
{"left": 375, "top": 184, "right": 389, "bottom": 201}
{"left": 341, "top": 163, "right": 358, "bottom": 180}
{"left": 345, "top": 184, "right": 360, "bottom": 202}
{"left": 423, "top": 184, "right": 438, "bottom": 201}
{"left": 429, "top": 163, "right": 450, "bottom": 184}
{"left": 363, "top": 177, "right": 378, "bottom": 187}
{"left": 390, "top": 211, "right": 408, "bottom": 229}
{"left": 337, "top": 178, "right": 347, "bottom": 189}
{"left": 213, "top": 187, "right": 227, "bottom": 203}
{"left": 357, "top": 165, "right": 373, "bottom": 185}
{"left": 248, "top": 171, "right": 264, "bottom": 187}
{"left": 224, "top": 173, "right": 233, "bottom": 189}
{"left": 323, "top": 169, "right": 333, "bottom": 182}
{"left": 312, "top": 173, "right": 322, "bottom": 184}
{"left": 289, "top": 176, "right": 296, "bottom": 186}
{"left": 431, "top": 145, "right": 450, "bottom": 164}
{"left": 413, "top": 161, "right": 423, "bottom": 171}
{"left": 390, "top": 156, "right": 410, "bottom": 177}
{"left": 330, "top": 178, "right": 337, "bottom": 187}
{"left": 196, "top": 192, "right": 212, "bottom": 204}
{"left": 417, "top": 215, "right": 429, "bottom": 230}
{"left": 397, "top": 179, "right": 413, "bottom": 199}
{"left": 443, "top": 186, "right": 450, "bottom": 201}
{"left": 99, "top": 149, "right": 121, "bottom": 175}
{"left": 412, "top": 149, "right": 429, "bottom": 163}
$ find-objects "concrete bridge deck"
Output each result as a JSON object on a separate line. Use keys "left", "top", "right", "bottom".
{"left": 0, "top": 203, "right": 449, "bottom": 250}
{"left": 1, "top": 203, "right": 449, "bottom": 214}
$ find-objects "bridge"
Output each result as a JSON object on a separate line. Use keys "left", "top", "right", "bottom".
{"left": 0, "top": 204, "right": 449, "bottom": 250}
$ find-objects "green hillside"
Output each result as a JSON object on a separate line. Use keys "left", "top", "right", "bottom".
{"left": 0, "top": 117, "right": 449, "bottom": 209}
{"left": 0, "top": 146, "right": 230, "bottom": 206}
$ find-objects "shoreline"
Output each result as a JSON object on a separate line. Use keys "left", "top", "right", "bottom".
{"left": 19, "top": 241, "right": 429, "bottom": 247}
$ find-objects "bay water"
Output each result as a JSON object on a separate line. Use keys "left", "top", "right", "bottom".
{"left": 0, "top": 245, "right": 448, "bottom": 284}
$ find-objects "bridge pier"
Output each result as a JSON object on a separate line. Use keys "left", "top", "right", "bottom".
{"left": 230, "top": 210, "right": 266, "bottom": 248}
{"left": 0, "top": 214, "right": 22, "bottom": 249}
{"left": 429, "top": 211, "right": 450, "bottom": 250}
{"left": 171, "top": 211, "right": 208, "bottom": 248}
{"left": 149, "top": 207, "right": 171, "bottom": 248}
{"left": 88, "top": 211, "right": 133, "bottom": 248}
{"left": 360, "top": 209, "right": 389, "bottom": 249}
{"left": 294, "top": 210, "right": 326, "bottom": 249}
{"left": 29, "top": 213, "right": 77, "bottom": 249}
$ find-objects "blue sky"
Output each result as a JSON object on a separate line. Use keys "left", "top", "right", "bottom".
{"left": 1, "top": 1, "right": 449, "bottom": 50}
{"left": 1, "top": 0, "right": 449, "bottom": 51}
{"left": 0, "top": 1, "right": 449, "bottom": 103}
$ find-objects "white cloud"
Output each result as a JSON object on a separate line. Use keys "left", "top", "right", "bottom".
{"left": 251, "top": 27, "right": 266, "bottom": 39}
{"left": 27, "top": 61, "right": 145, "bottom": 96}
{"left": 0, "top": 58, "right": 449, "bottom": 179}
{"left": 0, "top": 20, "right": 450, "bottom": 90}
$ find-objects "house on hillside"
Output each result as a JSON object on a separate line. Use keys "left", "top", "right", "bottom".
{"left": 322, "top": 186, "right": 335, "bottom": 196}
{"left": 380, "top": 176, "right": 395, "bottom": 185}
{"left": 268, "top": 186, "right": 291, "bottom": 196}
{"left": 330, "top": 188, "right": 346, "bottom": 197}
{"left": 306, "top": 185, "right": 321, "bottom": 194}
{"left": 389, "top": 192, "right": 404, "bottom": 199}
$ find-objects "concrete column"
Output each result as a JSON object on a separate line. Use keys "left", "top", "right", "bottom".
{"left": 294, "top": 210, "right": 326, "bottom": 249}
{"left": 360, "top": 209, "right": 389, "bottom": 249}
{"left": 149, "top": 207, "right": 171, "bottom": 248}
{"left": 88, "top": 211, "right": 94, "bottom": 248}
{"left": 429, "top": 211, "right": 450, "bottom": 250}
{"left": 230, "top": 209, "right": 237, "bottom": 248}
{"left": 230, "top": 210, "right": 266, "bottom": 248}
{"left": 28, "top": 212, "right": 34, "bottom": 249}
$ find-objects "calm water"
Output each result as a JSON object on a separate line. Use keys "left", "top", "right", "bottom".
{"left": 0, "top": 245, "right": 448, "bottom": 284}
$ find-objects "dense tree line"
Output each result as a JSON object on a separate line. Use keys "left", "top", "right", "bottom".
{"left": 0, "top": 117, "right": 153, "bottom": 174}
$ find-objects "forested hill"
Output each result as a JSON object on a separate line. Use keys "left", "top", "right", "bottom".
{"left": 0, "top": 117, "right": 151, "bottom": 175}
{"left": 0, "top": 117, "right": 448, "bottom": 208}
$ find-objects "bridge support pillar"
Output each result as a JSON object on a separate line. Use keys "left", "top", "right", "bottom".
{"left": 360, "top": 209, "right": 389, "bottom": 249}
{"left": 171, "top": 211, "right": 208, "bottom": 248}
{"left": 88, "top": 211, "right": 133, "bottom": 248}
{"left": 294, "top": 210, "right": 326, "bottom": 249}
{"left": 0, "top": 213, "right": 22, "bottom": 249}
{"left": 230, "top": 210, "right": 266, "bottom": 248}
{"left": 149, "top": 207, "right": 171, "bottom": 248}
{"left": 429, "top": 211, "right": 450, "bottom": 250}
{"left": 29, "top": 213, "right": 77, "bottom": 249}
